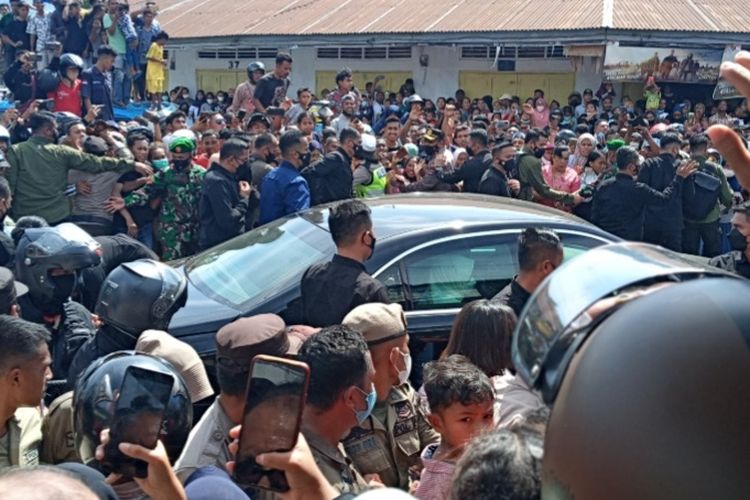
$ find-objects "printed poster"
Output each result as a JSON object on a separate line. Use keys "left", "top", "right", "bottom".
{"left": 603, "top": 46, "right": 722, "bottom": 84}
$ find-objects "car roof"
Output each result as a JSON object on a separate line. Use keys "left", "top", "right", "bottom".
{"left": 300, "top": 193, "right": 596, "bottom": 240}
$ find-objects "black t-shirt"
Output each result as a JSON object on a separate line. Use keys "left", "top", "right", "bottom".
{"left": 63, "top": 18, "right": 88, "bottom": 56}
{"left": 4, "top": 19, "right": 29, "bottom": 48}
{"left": 253, "top": 73, "right": 289, "bottom": 108}
{"left": 112, "top": 171, "right": 155, "bottom": 228}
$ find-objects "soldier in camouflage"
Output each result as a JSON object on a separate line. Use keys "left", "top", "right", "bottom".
{"left": 126, "top": 137, "right": 205, "bottom": 260}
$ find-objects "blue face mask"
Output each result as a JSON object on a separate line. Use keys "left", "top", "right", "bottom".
{"left": 152, "top": 158, "right": 169, "bottom": 170}
{"left": 353, "top": 383, "right": 377, "bottom": 424}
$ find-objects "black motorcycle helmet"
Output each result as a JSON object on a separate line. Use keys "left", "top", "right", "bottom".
{"left": 95, "top": 259, "right": 187, "bottom": 338}
{"left": 59, "top": 53, "right": 84, "bottom": 79}
{"left": 247, "top": 61, "right": 265, "bottom": 81}
{"left": 512, "top": 243, "right": 747, "bottom": 499}
{"left": 73, "top": 351, "right": 193, "bottom": 466}
{"left": 15, "top": 223, "right": 102, "bottom": 313}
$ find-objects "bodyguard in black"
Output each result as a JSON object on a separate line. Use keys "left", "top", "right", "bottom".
{"left": 198, "top": 139, "right": 252, "bottom": 250}
{"left": 441, "top": 129, "right": 493, "bottom": 193}
{"left": 492, "top": 228, "right": 563, "bottom": 317}
{"left": 302, "top": 127, "right": 360, "bottom": 206}
{"left": 479, "top": 142, "right": 518, "bottom": 198}
{"left": 300, "top": 199, "right": 389, "bottom": 327}
{"left": 592, "top": 147, "right": 696, "bottom": 242}
{"left": 638, "top": 133, "right": 690, "bottom": 251}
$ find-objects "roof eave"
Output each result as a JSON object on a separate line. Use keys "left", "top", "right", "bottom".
{"left": 167, "top": 28, "right": 747, "bottom": 48}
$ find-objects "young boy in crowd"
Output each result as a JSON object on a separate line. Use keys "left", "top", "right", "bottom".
{"left": 414, "top": 355, "right": 495, "bottom": 500}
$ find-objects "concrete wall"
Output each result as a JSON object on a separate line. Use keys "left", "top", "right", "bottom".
{"left": 167, "top": 43, "right": 601, "bottom": 99}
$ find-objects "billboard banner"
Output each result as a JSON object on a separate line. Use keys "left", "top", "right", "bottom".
{"left": 603, "top": 46, "right": 722, "bottom": 84}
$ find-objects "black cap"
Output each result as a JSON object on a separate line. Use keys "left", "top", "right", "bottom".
{"left": 83, "top": 136, "right": 109, "bottom": 156}
{"left": 0, "top": 267, "right": 28, "bottom": 313}
{"left": 247, "top": 112, "right": 270, "bottom": 127}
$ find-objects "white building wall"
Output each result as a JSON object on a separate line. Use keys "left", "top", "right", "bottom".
{"left": 167, "top": 44, "right": 599, "bottom": 99}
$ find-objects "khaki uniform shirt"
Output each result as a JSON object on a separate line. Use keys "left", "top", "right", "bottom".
{"left": 342, "top": 383, "right": 440, "bottom": 489}
{"left": 0, "top": 407, "right": 43, "bottom": 469}
{"left": 305, "top": 427, "right": 368, "bottom": 495}
{"left": 174, "top": 398, "right": 234, "bottom": 483}
{"left": 41, "top": 391, "right": 80, "bottom": 464}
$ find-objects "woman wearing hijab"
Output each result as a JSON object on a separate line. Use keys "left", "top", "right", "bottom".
{"left": 568, "top": 132, "right": 596, "bottom": 174}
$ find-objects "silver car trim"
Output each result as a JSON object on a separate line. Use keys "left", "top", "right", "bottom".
{"left": 373, "top": 227, "right": 613, "bottom": 279}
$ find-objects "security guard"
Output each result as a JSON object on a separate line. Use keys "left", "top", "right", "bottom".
{"left": 353, "top": 134, "right": 388, "bottom": 198}
{"left": 342, "top": 303, "right": 439, "bottom": 489}
{"left": 174, "top": 314, "right": 307, "bottom": 482}
{"left": 0, "top": 316, "right": 52, "bottom": 469}
{"left": 709, "top": 201, "right": 750, "bottom": 278}
{"left": 39, "top": 392, "right": 77, "bottom": 465}
{"left": 300, "top": 200, "right": 389, "bottom": 327}
{"left": 0, "top": 408, "right": 43, "bottom": 468}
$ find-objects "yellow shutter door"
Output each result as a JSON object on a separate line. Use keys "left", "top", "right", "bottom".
{"left": 195, "top": 70, "right": 243, "bottom": 94}
{"left": 315, "top": 71, "right": 413, "bottom": 97}
{"left": 541, "top": 73, "right": 576, "bottom": 106}
{"left": 458, "top": 72, "right": 495, "bottom": 100}
{"left": 458, "top": 71, "right": 575, "bottom": 104}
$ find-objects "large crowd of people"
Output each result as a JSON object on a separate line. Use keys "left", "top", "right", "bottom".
{"left": 0, "top": 0, "right": 750, "bottom": 498}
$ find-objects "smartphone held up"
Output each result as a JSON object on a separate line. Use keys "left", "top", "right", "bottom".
{"left": 101, "top": 365, "right": 175, "bottom": 478}
{"left": 234, "top": 355, "right": 310, "bottom": 492}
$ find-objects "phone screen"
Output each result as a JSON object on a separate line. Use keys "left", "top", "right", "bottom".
{"left": 234, "top": 356, "right": 309, "bottom": 492}
{"left": 103, "top": 366, "right": 174, "bottom": 478}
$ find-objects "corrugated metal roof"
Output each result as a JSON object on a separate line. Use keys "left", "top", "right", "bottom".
{"left": 155, "top": 0, "right": 747, "bottom": 40}
{"left": 613, "top": 0, "right": 748, "bottom": 33}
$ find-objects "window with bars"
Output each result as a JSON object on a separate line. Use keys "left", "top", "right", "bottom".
{"left": 340, "top": 47, "right": 363, "bottom": 59}
{"left": 197, "top": 48, "right": 278, "bottom": 59}
{"left": 315, "top": 46, "right": 412, "bottom": 59}
{"left": 461, "top": 45, "right": 565, "bottom": 59}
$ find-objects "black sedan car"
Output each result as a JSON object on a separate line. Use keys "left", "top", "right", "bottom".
{"left": 170, "top": 193, "right": 618, "bottom": 365}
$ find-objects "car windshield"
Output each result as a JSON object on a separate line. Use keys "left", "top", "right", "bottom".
{"left": 185, "top": 216, "right": 333, "bottom": 311}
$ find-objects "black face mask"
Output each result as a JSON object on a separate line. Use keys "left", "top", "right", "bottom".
{"left": 266, "top": 152, "right": 276, "bottom": 164}
{"left": 299, "top": 152, "right": 311, "bottom": 166}
{"left": 466, "top": 147, "right": 474, "bottom": 156}
{"left": 534, "top": 148, "right": 546, "bottom": 158}
{"left": 504, "top": 158, "right": 516, "bottom": 173}
{"left": 729, "top": 227, "right": 748, "bottom": 252}
{"left": 51, "top": 273, "right": 76, "bottom": 303}
{"left": 172, "top": 158, "right": 191, "bottom": 170}
{"left": 364, "top": 232, "right": 376, "bottom": 260}
{"left": 422, "top": 145, "right": 436, "bottom": 157}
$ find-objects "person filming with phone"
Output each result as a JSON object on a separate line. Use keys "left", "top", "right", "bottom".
{"left": 175, "top": 314, "right": 309, "bottom": 482}
{"left": 3, "top": 50, "right": 41, "bottom": 108}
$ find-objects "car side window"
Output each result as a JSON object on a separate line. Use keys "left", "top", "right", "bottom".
{"left": 377, "top": 263, "right": 407, "bottom": 306}
{"left": 401, "top": 234, "right": 518, "bottom": 311}
{"left": 560, "top": 233, "right": 609, "bottom": 261}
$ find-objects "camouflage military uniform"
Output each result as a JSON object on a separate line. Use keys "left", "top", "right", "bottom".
{"left": 126, "top": 164, "right": 205, "bottom": 261}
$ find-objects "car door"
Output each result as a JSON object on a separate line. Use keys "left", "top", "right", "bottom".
{"left": 375, "top": 231, "right": 519, "bottom": 343}
{"left": 374, "top": 229, "right": 613, "bottom": 343}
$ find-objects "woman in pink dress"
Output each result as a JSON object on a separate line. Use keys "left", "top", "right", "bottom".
{"left": 542, "top": 146, "right": 580, "bottom": 213}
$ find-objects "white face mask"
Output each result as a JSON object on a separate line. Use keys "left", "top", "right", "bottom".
{"left": 396, "top": 349, "right": 412, "bottom": 385}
